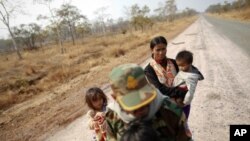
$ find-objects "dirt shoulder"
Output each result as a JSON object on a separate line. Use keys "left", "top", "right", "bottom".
{"left": 169, "top": 16, "right": 250, "bottom": 140}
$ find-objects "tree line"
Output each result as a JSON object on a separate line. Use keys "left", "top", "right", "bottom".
{"left": 0, "top": 0, "right": 198, "bottom": 59}
{"left": 205, "top": 0, "right": 250, "bottom": 13}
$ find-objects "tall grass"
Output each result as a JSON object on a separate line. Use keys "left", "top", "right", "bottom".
{"left": 0, "top": 17, "right": 197, "bottom": 110}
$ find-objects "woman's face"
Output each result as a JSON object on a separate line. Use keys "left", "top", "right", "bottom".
{"left": 151, "top": 43, "right": 167, "bottom": 61}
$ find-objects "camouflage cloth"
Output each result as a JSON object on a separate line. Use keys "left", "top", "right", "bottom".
{"left": 105, "top": 97, "right": 190, "bottom": 141}
{"left": 109, "top": 63, "right": 157, "bottom": 112}
{"left": 106, "top": 63, "right": 191, "bottom": 141}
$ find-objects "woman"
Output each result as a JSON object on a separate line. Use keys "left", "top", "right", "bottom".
{"left": 144, "top": 36, "right": 181, "bottom": 97}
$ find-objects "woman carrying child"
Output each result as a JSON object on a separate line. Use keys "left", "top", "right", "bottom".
{"left": 144, "top": 36, "right": 182, "bottom": 98}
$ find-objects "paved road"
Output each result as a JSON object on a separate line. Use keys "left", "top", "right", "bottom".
{"left": 46, "top": 16, "right": 250, "bottom": 141}
{"left": 204, "top": 15, "right": 250, "bottom": 56}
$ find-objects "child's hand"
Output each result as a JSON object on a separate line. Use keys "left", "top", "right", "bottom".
{"left": 88, "top": 110, "right": 95, "bottom": 118}
{"left": 95, "top": 112, "right": 105, "bottom": 117}
{"left": 89, "top": 120, "right": 96, "bottom": 130}
{"left": 176, "top": 98, "right": 185, "bottom": 107}
{"left": 94, "top": 112, "right": 105, "bottom": 124}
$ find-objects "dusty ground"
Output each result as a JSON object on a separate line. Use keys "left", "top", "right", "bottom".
{"left": 46, "top": 16, "right": 250, "bottom": 141}
{"left": 171, "top": 16, "right": 250, "bottom": 140}
{"left": 187, "top": 16, "right": 250, "bottom": 141}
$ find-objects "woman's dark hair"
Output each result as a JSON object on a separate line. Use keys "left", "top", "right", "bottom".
{"left": 85, "top": 87, "right": 107, "bottom": 111}
{"left": 121, "top": 120, "right": 160, "bottom": 141}
{"left": 176, "top": 50, "right": 193, "bottom": 64}
{"left": 150, "top": 36, "right": 168, "bottom": 49}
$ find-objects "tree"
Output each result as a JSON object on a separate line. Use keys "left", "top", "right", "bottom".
{"left": 0, "top": 38, "right": 12, "bottom": 52}
{"left": 166, "top": 0, "right": 177, "bottom": 22}
{"left": 0, "top": 0, "right": 22, "bottom": 59}
{"left": 129, "top": 4, "right": 153, "bottom": 32}
{"left": 94, "top": 6, "right": 110, "bottom": 34}
{"left": 117, "top": 17, "right": 129, "bottom": 34}
{"left": 232, "top": 1, "right": 240, "bottom": 9}
{"left": 222, "top": 1, "right": 231, "bottom": 12}
{"left": 106, "top": 18, "right": 116, "bottom": 32}
{"left": 154, "top": 2, "right": 167, "bottom": 21}
{"left": 56, "top": 3, "right": 86, "bottom": 45}
{"left": 75, "top": 21, "right": 91, "bottom": 40}
{"left": 34, "top": 0, "right": 65, "bottom": 53}
{"left": 244, "top": 0, "right": 250, "bottom": 6}
{"left": 206, "top": 0, "right": 250, "bottom": 13}
{"left": 154, "top": 0, "right": 177, "bottom": 22}
{"left": 206, "top": 3, "right": 223, "bottom": 14}
{"left": 36, "top": 28, "right": 48, "bottom": 48}
{"left": 183, "top": 8, "right": 198, "bottom": 17}
{"left": 12, "top": 23, "right": 41, "bottom": 49}
{"left": 173, "top": 8, "right": 198, "bottom": 19}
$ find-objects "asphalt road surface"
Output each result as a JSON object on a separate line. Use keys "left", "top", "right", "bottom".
{"left": 204, "top": 15, "right": 250, "bottom": 56}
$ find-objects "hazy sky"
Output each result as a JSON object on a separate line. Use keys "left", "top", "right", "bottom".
{"left": 0, "top": 0, "right": 235, "bottom": 38}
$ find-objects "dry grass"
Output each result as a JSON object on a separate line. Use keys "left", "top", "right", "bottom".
{"left": 0, "top": 16, "right": 197, "bottom": 110}
{"left": 210, "top": 7, "right": 250, "bottom": 22}
{"left": 0, "top": 91, "right": 14, "bottom": 108}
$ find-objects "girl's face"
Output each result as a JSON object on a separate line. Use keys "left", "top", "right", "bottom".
{"left": 92, "top": 96, "right": 104, "bottom": 111}
{"left": 151, "top": 43, "right": 167, "bottom": 61}
{"left": 176, "top": 60, "right": 191, "bottom": 72}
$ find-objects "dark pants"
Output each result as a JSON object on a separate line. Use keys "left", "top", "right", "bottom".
{"left": 183, "top": 105, "right": 191, "bottom": 119}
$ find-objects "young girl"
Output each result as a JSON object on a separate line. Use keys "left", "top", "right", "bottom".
{"left": 85, "top": 87, "right": 108, "bottom": 141}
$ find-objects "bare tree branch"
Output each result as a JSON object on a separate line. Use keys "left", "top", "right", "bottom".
{"left": 0, "top": 0, "right": 23, "bottom": 59}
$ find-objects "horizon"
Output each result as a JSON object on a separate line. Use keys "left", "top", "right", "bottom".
{"left": 0, "top": 0, "right": 235, "bottom": 39}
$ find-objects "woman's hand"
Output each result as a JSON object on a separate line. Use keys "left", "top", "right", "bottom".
{"left": 170, "top": 97, "right": 185, "bottom": 107}
{"left": 175, "top": 98, "right": 185, "bottom": 107}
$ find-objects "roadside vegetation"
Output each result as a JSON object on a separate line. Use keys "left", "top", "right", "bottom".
{"left": 0, "top": 0, "right": 198, "bottom": 111}
{"left": 205, "top": 0, "right": 250, "bottom": 22}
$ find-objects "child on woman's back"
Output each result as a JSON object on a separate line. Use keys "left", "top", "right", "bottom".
{"left": 85, "top": 87, "right": 108, "bottom": 141}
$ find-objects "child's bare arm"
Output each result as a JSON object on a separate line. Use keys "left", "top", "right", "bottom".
{"left": 86, "top": 110, "right": 96, "bottom": 130}
{"left": 183, "top": 78, "right": 199, "bottom": 105}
